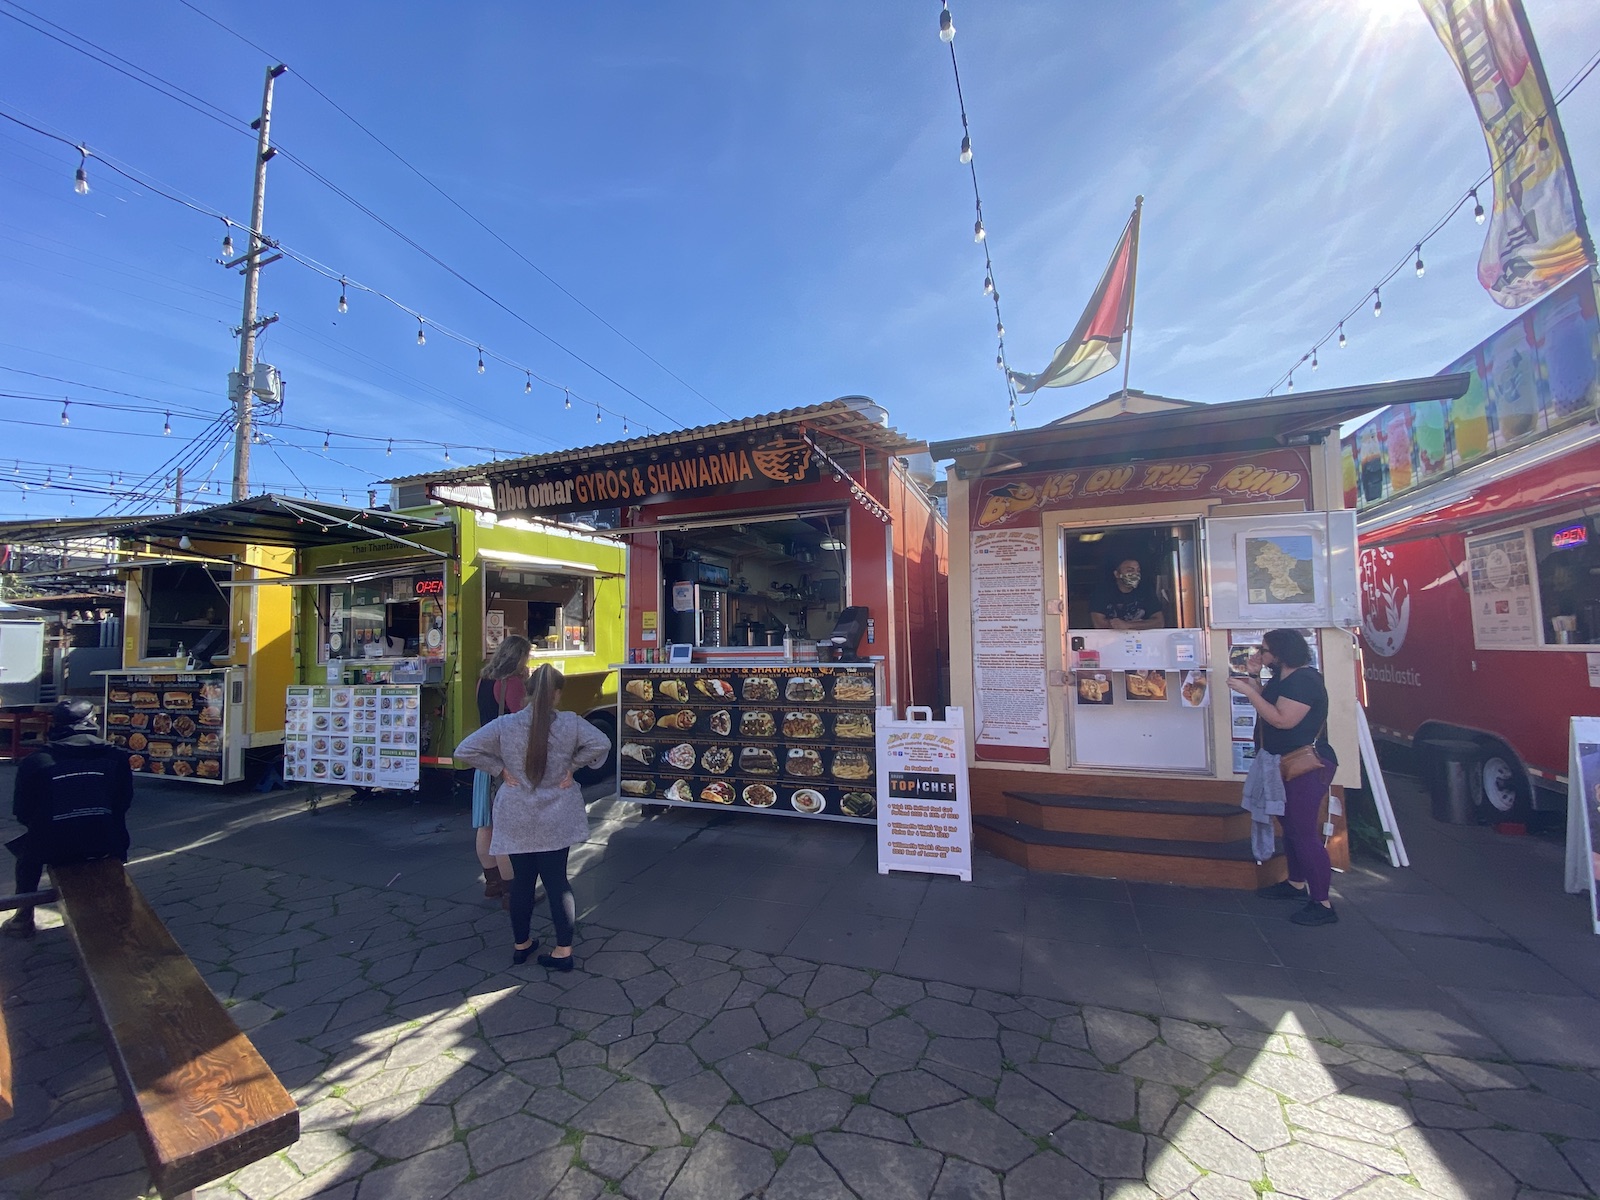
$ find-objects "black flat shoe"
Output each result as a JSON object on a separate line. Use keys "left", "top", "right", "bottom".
{"left": 1256, "top": 881, "right": 1308, "bottom": 900}
{"left": 1290, "top": 902, "right": 1339, "bottom": 926}
{"left": 538, "top": 952, "right": 575, "bottom": 972}
{"left": 512, "top": 939, "right": 539, "bottom": 965}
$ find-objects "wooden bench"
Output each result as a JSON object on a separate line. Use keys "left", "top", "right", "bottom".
{"left": 0, "top": 861, "right": 300, "bottom": 1197}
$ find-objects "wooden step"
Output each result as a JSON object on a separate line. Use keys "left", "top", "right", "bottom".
{"left": 1001, "top": 791, "right": 1250, "bottom": 843}
{"left": 974, "top": 815, "right": 1286, "bottom": 890}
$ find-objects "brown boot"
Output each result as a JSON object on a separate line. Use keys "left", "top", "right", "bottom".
{"left": 483, "top": 865, "right": 506, "bottom": 899}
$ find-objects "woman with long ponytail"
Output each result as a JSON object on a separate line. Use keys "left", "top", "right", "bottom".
{"left": 455, "top": 663, "right": 611, "bottom": 968}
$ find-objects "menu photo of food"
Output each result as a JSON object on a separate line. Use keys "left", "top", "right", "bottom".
{"left": 1124, "top": 670, "right": 1170, "bottom": 702}
{"left": 1179, "top": 670, "right": 1210, "bottom": 708}
{"left": 283, "top": 683, "right": 417, "bottom": 790}
{"left": 107, "top": 671, "right": 228, "bottom": 784}
{"left": 1075, "top": 672, "right": 1114, "bottom": 705}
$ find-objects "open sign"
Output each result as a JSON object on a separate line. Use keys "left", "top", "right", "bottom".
{"left": 1552, "top": 524, "right": 1589, "bottom": 550}
{"left": 414, "top": 578, "right": 445, "bottom": 596}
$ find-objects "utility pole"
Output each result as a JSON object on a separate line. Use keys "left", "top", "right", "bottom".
{"left": 230, "top": 64, "right": 287, "bottom": 502}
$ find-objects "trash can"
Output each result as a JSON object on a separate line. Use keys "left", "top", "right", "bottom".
{"left": 1426, "top": 738, "right": 1481, "bottom": 824}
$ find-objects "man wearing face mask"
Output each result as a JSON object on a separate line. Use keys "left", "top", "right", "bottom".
{"left": 1090, "top": 557, "right": 1166, "bottom": 630}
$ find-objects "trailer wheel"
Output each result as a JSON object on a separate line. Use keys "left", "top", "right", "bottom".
{"left": 1478, "top": 746, "right": 1532, "bottom": 825}
{"left": 574, "top": 710, "right": 617, "bottom": 789}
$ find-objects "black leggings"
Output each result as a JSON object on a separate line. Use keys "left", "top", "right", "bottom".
{"left": 507, "top": 848, "right": 575, "bottom": 948}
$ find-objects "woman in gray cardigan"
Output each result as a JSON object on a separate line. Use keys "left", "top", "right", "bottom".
{"left": 455, "top": 664, "right": 612, "bottom": 969}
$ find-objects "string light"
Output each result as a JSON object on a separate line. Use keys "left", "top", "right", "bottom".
{"left": 1414, "top": 246, "right": 1425, "bottom": 278}
{"left": 939, "top": 4, "right": 955, "bottom": 42}
{"left": 973, "top": 218, "right": 985, "bottom": 243}
{"left": 623, "top": 418, "right": 630, "bottom": 435}
{"left": 524, "top": 373, "right": 533, "bottom": 394}
{"left": 564, "top": 389, "right": 571, "bottom": 411}
{"left": 959, "top": 134, "right": 972, "bottom": 165}
{"left": 1337, "top": 323, "right": 1346, "bottom": 350}
{"left": 476, "top": 348, "right": 485, "bottom": 374}
{"left": 443, "top": 445, "right": 451, "bottom": 462}
{"left": 1311, "top": 348, "right": 1319, "bottom": 371}
{"left": 59, "top": 401, "right": 69, "bottom": 426}
{"left": 595, "top": 402, "right": 602, "bottom": 424}
{"left": 983, "top": 274, "right": 994, "bottom": 297}
{"left": 1372, "top": 288, "right": 1382, "bottom": 318}
{"left": 385, "top": 439, "right": 392, "bottom": 456}
{"left": 416, "top": 319, "right": 426, "bottom": 346}
{"left": 322, "top": 431, "right": 330, "bottom": 452}
{"left": 1472, "top": 189, "right": 1485, "bottom": 224}
{"left": 1287, "top": 374, "right": 1294, "bottom": 392}
{"left": 221, "top": 222, "right": 234, "bottom": 258}
{"left": 337, "top": 278, "right": 348, "bottom": 314}
{"left": 73, "top": 146, "right": 88, "bottom": 195}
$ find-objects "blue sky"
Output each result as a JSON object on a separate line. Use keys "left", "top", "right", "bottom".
{"left": 0, "top": 0, "right": 1596, "bottom": 518}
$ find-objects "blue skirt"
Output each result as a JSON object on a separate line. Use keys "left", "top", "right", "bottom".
{"left": 471, "top": 770, "right": 495, "bottom": 828}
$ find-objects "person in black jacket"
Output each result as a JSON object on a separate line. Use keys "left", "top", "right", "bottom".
{"left": 2, "top": 699, "right": 133, "bottom": 939}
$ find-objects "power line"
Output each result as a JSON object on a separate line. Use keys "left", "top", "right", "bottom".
{"left": 171, "top": 0, "right": 733, "bottom": 421}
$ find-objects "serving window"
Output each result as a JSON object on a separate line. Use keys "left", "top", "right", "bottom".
{"left": 1062, "top": 522, "right": 1198, "bottom": 630}
{"left": 485, "top": 567, "right": 592, "bottom": 655}
{"left": 1532, "top": 513, "right": 1600, "bottom": 645}
{"left": 140, "top": 564, "right": 230, "bottom": 662}
{"left": 322, "top": 573, "right": 446, "bottom": 661}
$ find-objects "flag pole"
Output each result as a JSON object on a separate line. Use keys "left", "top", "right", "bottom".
{"left": 1118, "top": 196, "right": 1144, "bottom": 409}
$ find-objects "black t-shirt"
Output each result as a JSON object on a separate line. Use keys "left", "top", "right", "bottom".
{"left": 1090, "top": 579, "right": 1161, "bottom": 624}
{"left": 1259, "top": 667, "right": 1334, "bottom": 762}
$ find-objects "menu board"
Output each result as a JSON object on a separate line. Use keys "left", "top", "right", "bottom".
{"left": 617, "top": 664, "right": 879, "bottom": 822}
{"left": 284, "top": 684, "right": 421, "bottom": 790}
{"left": 104, "top": 671, "right": 227, "bottom": 783}
{"left": 970, "top": 528, "right": 1049, "bottom": 762}
{"left": 1465, "top": 528, "right": 1539, "bottom": 648}
{"left": 876, "top": 706, "right": 972, "bottom": 881}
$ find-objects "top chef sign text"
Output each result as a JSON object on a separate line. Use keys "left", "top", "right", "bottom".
{"left": 971, "top": 446, "right": 1314, "bottom": 530}
{"left": 489, "top": 431, "right": 824, "bottom": 519}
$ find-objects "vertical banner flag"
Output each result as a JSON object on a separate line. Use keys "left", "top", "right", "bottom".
{"left": 1419, "top": 0, "right": 1594, "bottom": 308}
{"left": 1008, "top": 201, "right": 1141, "bottom": 393}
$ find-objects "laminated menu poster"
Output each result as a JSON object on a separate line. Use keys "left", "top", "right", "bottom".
{"left": 1465, "top": 528, "right": 1539, "bottom": 649}
{"left": 970, "top": 528, "right": 1049, "bottom": 761}
{"left": 617, "top": 664, "right": 880, "bottom": 822}
{"left": 104, "top": 671, "right": 226, "bottom": 782}
{"left": 875, "top": 706, "right": 972, "bottom": 881}
{"left": 284, "top": 683, "right": 420, "bottom": 789}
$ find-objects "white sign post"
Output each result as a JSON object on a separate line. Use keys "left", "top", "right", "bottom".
{"left": 1565, "top": 717, "right": 1600, "bottom": 934}
{"left": 876, "top": 706, "right": 973, "bottom": 882}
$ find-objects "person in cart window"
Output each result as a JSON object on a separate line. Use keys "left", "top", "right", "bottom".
{"left": 1090, "top": 557, "right": 1166, "bottom": 630}
{"left": 1229, "top": 628, "right": 1339, "bottom": 927}
{"left": 2, "top": 700, "right": 133, "bottom": 939}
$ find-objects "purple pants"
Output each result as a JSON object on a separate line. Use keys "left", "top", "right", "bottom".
{"left": 1281, "top": 761, "right": 1335, "bottom": 903}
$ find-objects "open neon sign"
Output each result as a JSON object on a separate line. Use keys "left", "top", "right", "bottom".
{"left": 1551, "top": 524, "right": 1588, "bottom": 550}
{"left": 414, "top": 578, "right": 445, "bottom": 596}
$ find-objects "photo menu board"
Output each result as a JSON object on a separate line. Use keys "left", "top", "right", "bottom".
{"left": 617, "top": 663, "right": 880, "bottom": 822}
{"left": 104, "top": 670, "right": 227, "bottom": 783}
{"left": 284, "top": 684, "right": 421, "bottom": 790}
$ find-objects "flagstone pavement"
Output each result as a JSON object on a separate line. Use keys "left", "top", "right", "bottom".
{"left": 4, "top": 770, "right": 1600, "bottom": 1200}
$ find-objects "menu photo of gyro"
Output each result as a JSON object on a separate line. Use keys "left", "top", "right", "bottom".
{"left": 105, "top": 671, "right": 225, "bottom": 782}
{"left": 617, "top": 665, "right": 879, "bottom": 821}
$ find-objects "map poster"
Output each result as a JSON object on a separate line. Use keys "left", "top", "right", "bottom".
{"left": 1466, "top": 528, "right": 1539, "bottom": 649}
{"left": 1237, "top": 529, "right": 1326, "bottom": 624}
{"left": 970, "top": 528, "right": 1049, "bottom": 761}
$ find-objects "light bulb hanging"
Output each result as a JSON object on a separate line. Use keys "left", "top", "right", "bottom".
{"left": 222, "top": 222, "right": 234, "bottom": 258}
{"left": 939, "top": 5, "right": 955, "bottom": 42}
{"left": 476, "top": 348, "right": 485, "bottom": 374}
{"left": 1338, "top": 323, "right": 1346, "bottom": 350}
{"left": 443, "top": 445, "right": 451, "bottom": 463}
{"left": 623, "top": 418, "right": 630, "bottom": 435}
{"left": 996, "top": 321, "right": 1004, "bottom": 338}
{"left": 1286, "top": 374, "right": 1294, "bottom": 392}
{"left": 959, "top": 134, "right": 972, "bottom": 165}
{"left": 416, "top": 320, "right": 426, "bottom": 346}
{"left": 1472, "top": 189, "right": 1485, "bottom": 225}
{"left": 524, "top": 373, "right": 533, "bottom": 394}
{"left": 595, "top": 403, "right": 602, "bottom": 424}
{"left": 59, "top": 401, "right": 69, "bottom": 426}
{"left": 385, "top": 439, "right": 392, "bottom": 457}
{"left": 973, "top": 218, "right": 985, "bottom": 243}
{"left": 983, "top": 274, "right": 993, "bottom": 297}
{"left": 1414, "top": 246, "right": 1425, "bottom": 278}
{"left": 564, "top": 389, "right": 572, "bottom": 411}
{"left": 1311, "top": 348, "right": 1319, "bottom": 371}
{"left": 322, "top": 432, "right": 330, "bottom": 452}
{"left": 1372, "top": 288, "right": 1382, "bottom": 318}
{"left": 337, "top": 278, "right": 348, "bottom": 314}
{"left": 73, "top": 146, "right": 89, "bottom": 195}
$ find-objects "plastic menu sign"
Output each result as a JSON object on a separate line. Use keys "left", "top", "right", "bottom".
{"left": 876, "top": 706, "right": 973, "bottom": 882}
{"left": 283, "top": 683, "right": 420, "bottom": 790}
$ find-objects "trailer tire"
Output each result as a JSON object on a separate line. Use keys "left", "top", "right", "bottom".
{"left": 574, "top": 710, "right": 617, "bottom": 789}
{"left": 1477, "top": 745, "right": 1533, "bottom": 825}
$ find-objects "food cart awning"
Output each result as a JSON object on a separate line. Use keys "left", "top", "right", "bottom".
{"left": 383, "top": 397, "right": 925, "bottom": 521}
{"left": 0, "top": 494, "right": 454, "bottom": 552}
{"left": 930, "top": 376, "right": 1473, "bottom": 478}
{"left": 477, "top": 548, "right": 623, "bottom": 578}
{"left": 217, "top": 554, "right": 449, "bottom": 588}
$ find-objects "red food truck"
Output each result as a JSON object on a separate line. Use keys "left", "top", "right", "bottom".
{"left": 1345, "top": 271, "right": 1600, "bottom": 822}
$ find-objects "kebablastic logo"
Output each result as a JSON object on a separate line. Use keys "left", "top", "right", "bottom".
{"left": 1359, "top": 547, "right": 1410, "bottom": 658}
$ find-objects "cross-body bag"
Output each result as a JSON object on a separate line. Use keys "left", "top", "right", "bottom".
{"left": 1278, "top": 723, "right": 1328, "bottom": 783}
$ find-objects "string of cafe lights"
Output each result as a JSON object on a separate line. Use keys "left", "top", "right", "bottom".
{"left": 0, "top": 108, "right": 657, "bottom": 445}
{"left": 1268, "top": 43, "right": 1600, "bottom": 396}
{"left": 936, "top": 1, "right": 1023, "bottom": 430}
{"left": 0, "top": 1, "right": 697, "bottom": 432}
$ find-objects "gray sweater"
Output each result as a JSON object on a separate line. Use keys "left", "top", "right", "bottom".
{"left": 454, "top": 709, "right": 612, "bottom": 854}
